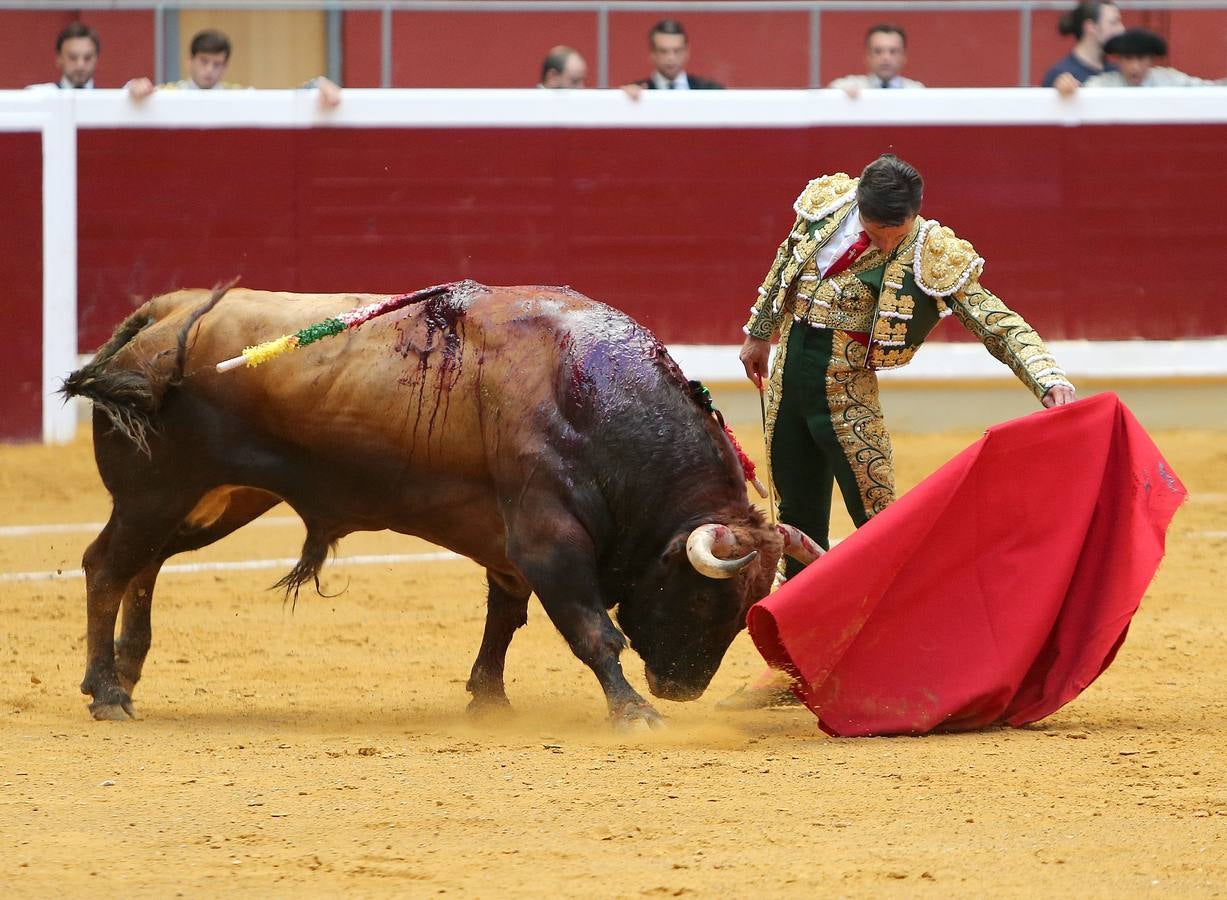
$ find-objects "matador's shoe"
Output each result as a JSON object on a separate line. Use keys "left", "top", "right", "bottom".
{"left": 715, "top": 668, "right": 803, "bottom": 711}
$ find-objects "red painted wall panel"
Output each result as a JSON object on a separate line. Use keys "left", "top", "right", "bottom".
{"left": 69, "top": 123, "right": 1227, "bottom": 355}
{"left": 0, "top": 10, "right": 154, "bottom": 89}
{"left": 389, "top": 12, "right": 598, "bottom": 88}
{"left": 1165, "top": 11, "right": 1227, "bottom": 80}
{"left": 0, "top": 133, "right": 43, "bottom": 441}
{"left": 77, "top": 129, "right": 299, "bottom": 347}
{"left": 87, "top": 11, "right": 156, "bottom": 87}
{"left": 341, "top": 11, "right": 383, "bottom": 88}
{"left": 0, "top": 11, "right": 71, "bottom": 88}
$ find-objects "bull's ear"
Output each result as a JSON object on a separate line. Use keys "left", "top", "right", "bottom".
{"left": 660, "top": 533, "right": 688, "bottom": 564}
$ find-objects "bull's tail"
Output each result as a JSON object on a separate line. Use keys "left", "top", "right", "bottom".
{"left": 60, "top": 278, "right": 238, "bottom": 455}
{"left": 271, "top": 525, "right": 344, "bottom": 607}
{"left": 61, "top": 307, "right": 159, "bottom": 454}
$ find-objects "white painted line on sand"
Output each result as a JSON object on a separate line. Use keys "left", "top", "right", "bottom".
{"left": 0, "top": 551, "right": 463, "bottom": 584}
{"left": 5, "top": 530, "right": 1224, "bottom": 585}
{"left": 4, "top": 491, "right": 1221, "bottom": 541}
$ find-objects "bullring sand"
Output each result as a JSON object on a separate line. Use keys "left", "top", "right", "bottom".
{"left": 1, "top": 421, "right": 1224, "bottom": 897}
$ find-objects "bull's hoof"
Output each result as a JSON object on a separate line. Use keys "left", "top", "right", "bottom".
{"left": 87, "top": 685, "right": 136, "bottom": 721}
{"left": 611, "top": 701, "right": 665, "bottom": 731}
{"left": 89, "top": 698, "right": 136, "bottom": 721}
{"left": 466, "top": 694, "right": 513, "bottom": 720}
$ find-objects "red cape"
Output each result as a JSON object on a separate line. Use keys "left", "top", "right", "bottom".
{"left": 747, "top": 393, "right": 1186, "bottom": 736}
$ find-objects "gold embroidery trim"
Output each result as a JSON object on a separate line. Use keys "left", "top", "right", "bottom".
{"left": 794, "top": 174, "right": 858, "bottom": 222}
{"left": 915, "top": 221, "right": 983, "bottom": 296}
{"left": 827, "top": 332, "right": 896, "bottom": 517}
{"left": 763, "top": 315, "right": 795, "bottom": 515}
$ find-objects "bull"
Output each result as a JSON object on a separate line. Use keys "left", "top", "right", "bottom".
{"left": 63, "top": 281, "right": 820, "bottom": 726}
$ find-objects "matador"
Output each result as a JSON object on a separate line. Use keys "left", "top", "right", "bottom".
{"left": 740, "top": 155, "right": 1077, "bottom": 581}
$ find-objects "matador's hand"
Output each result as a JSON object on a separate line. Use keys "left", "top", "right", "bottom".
{"left": 1042, "top": 385, "right": 1076, "bottom": 408}
{"left": 739, "top": 336, "right": 772, "bottom": 390}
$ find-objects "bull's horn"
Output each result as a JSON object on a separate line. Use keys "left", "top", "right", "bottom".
{"left": 686, "top": 524, "right": 758, "bottom": 579}
{"left": 777, "top": 524, "right": 825, "bottom": 565}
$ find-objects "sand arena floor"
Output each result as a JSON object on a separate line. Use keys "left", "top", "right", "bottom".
{"left": 1, "top": 410, "right": 1224, "bottom": 897}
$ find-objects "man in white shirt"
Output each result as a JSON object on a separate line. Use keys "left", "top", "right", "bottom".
{"left": 829, "top": 24, "right": 926, "bottom": 97}
{"left": 126, "top": 28, "right": 341, "bottom": 108}
{"left": 27, "top": 22, "right": 99, "bottom": 90}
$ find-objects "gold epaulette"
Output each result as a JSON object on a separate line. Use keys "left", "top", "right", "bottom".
{"left": 793, "top": 173, "right": 858, "bottom": 222}
{"left": 912, "top": 220, "right": 985, "bottom": 297}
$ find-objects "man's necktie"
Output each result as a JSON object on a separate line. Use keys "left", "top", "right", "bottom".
{"left": 823, "top": 230, "right": 872, "bottom": 279}
{"left": 819, "top": 230, "right": 874, "bottom": 346}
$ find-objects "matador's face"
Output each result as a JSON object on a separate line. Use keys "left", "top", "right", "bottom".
{"left": 862, "top": 216, "right": 916, "bottom": 255}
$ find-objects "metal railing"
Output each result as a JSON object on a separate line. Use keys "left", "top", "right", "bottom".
{"left": 3, "top": 0, "right": 1224, "bottom": 87}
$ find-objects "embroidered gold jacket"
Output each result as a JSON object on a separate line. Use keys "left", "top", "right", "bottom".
{"left": 744, "top": 173, "right": 1072, "bottom": 400}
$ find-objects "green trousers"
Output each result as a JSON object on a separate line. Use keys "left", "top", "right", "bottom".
{"left": 768, "top": 323, "right": 897, "bottom": 579}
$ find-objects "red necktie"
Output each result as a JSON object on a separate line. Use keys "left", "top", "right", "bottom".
{"left": 821, "top": 230, "right": 874, "bottom": 346}
{"left": 823, "top": 230, "right": 871, "bottom": 279}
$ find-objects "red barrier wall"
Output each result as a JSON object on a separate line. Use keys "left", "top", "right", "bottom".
{"left": 0, "top": 133, "right": 43, "bottom": 441}
{"left": 72, "top": 123, "right": 1227, "bottom": 353}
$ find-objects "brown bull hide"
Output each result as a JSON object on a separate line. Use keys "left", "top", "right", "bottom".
{"left": 64, "top": 281, "right": 787, "bottom": 727}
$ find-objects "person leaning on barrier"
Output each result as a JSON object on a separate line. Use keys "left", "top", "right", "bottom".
{"left": 26, "top": 21, "right": 100, "bottom": 90}
{"left": 828, "top": 24, "right": 924, "bottom": 98}
{"left": 721, "top": 155, "right": 1075, "bottom": 711}
{"left": 126, "top": 28, "right": 342, "bottom": 108}
{"left": 1058, "top": 28, "right": 1227, "bottom": 93}
{"left": 1044, "top": 1, "right": 1125, "bottom": 92}
{"left": 622, "top": 19, "right": 723, "bottom": 99}
{"left": 539, "top": 46, "right": 587, "bottom": 88}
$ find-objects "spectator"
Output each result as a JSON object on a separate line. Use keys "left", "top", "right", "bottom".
{"left": 127, "top": 29, "right": 341, "bottom": 107}
{"left": 1058, "top": 28, "right": 1227, "bottom": 92}
{"left": 829, "top": 24, "right": 924, "bottom": 97}
{"left": 27, "top": 22, "right": 100, "bottom": 89}
{"left": 625, "top": 19, "right": 723, "bottom": 96}
{"left": 539, "top": 46, "right": 587, "bottom": 88}
{"left": 1043, "top": 1, "right": 1124, "bottom": 90}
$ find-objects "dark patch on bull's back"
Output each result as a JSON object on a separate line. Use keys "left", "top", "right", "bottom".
{"left": 559, "top": 308, "right": 645, "bottom": 403}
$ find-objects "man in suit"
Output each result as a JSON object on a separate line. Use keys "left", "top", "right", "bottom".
{"left": 629, "top": 19, "right": 723, "bottom": 92}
